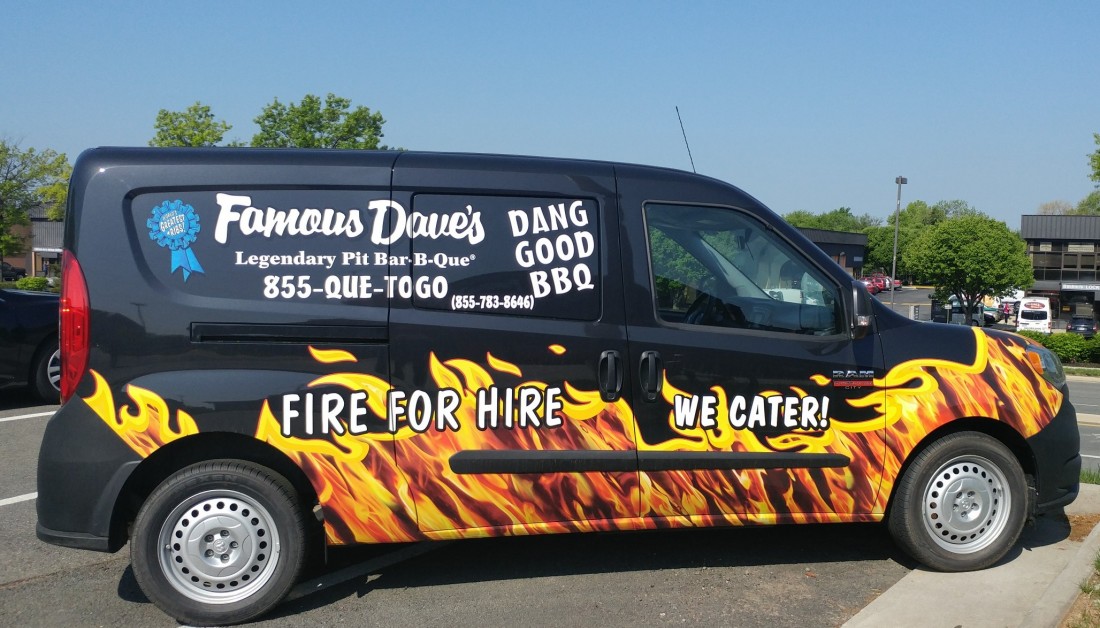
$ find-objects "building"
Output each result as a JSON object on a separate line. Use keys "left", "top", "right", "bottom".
{"left": 1020, "top": 214, "right": 1100, "bottom": 318}
{"left": 797, "top": 228, "right": 867, "bottom": 277}
{"left": 6, "top": 206, "right": 63, "bottom": 278}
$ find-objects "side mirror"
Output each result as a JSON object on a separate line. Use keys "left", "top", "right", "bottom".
{"left": 851, "top": 282, "right": 874, "bottom": 340}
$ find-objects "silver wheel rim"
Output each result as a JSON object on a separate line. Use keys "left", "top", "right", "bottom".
{"left": 157, "top": 489, "right": 282, "bottom": 604}
{"left": 922, "top": 454, "right": 1011, "bottom": 554}
{"left": 46, "top": 349, "right": 61, "bottom": 391}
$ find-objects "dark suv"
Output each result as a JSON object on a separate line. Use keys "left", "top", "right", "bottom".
{"left": 1067, "top": 316, "right": 1097, "bottom": 339}
{"left": 1, "top": 262, "right": 27, "bottom": 281}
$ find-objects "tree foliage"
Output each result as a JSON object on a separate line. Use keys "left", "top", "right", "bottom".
{"left": 149, "top": 102, "right": 233, "bottom": 147}
{"left": 783, "top": 207, "right": 880, "bottom": 232}
{"left": 0, "top": 140, "right": 70, "bottom": 260}
{"left": 251, "top": 93, "right": 387, "bottom": 149}
{"left": 933, "top": 199, "right": 983, "bottom": 219}
{"left": 907, "top": 215, "right": 1033, "bottom": 321}
{"left": 1090, "top": 132, "right": 1100, "bottom": 187}
{"left": 1038, "top": 200, "right": 1076, "bottom": 215}
{"left": 1078, "top": 190, "right": 1100, "bottom": 216}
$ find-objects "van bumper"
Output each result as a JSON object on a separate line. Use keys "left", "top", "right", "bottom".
{"left": 35, "top": 400, "right": 140, "bottom": 553}
{"left": 1027, "top": 389, "right": 1081, "bottom": 513}
{"left": 35, "top": 523, "right": 112, "bottom": 552}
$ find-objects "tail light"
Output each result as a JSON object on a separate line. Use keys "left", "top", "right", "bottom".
{"left": 60, "top": 251, "right": 89, "bottom": 403}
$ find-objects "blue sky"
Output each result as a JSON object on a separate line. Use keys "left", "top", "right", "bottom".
{"left": 3, "top": 2, "right": 1098, "bottom": 225}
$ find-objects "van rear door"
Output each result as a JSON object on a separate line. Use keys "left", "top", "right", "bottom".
{"left": 388, "top": 153, "right": 639, "bottom": 533}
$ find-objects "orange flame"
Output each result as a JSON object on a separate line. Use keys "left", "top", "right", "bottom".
{"left": 83, "top": 329, "right": 1061, "bottom": 545}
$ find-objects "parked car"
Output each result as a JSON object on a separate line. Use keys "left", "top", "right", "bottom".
{"left": 0, "top": 287, "right": 60, "bottom": 401}
{"left": 859, "top": 278, "right": 880, "bottom": 295}
{"left": 1067, "top": 316, "right": 1098, "bottom": 339}
{"left": 1, "top": 261, "right": 27, "bottom": 281}
{"left": 864, "top": 276, "right": 887, "bottom": 293}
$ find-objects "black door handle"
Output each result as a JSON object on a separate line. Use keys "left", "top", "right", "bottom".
{"left": 598, "top": 350, "right": 623, "bottom": 402}
{"left": 639, "top": 350, "right": 662, "bottom": 402}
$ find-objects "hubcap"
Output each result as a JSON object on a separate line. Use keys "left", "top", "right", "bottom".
{"left": 47, "top": 349, "right": 61, "bottom": 391}
{"left": 157, "top": 490, "right": 281, "bottom": 604}
{"left": 922, "top": 455, "right": 1011, "bottom": 554}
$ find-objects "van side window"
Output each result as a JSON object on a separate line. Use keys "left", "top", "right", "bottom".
{"left": 645, "top": 203, "right": 841, "bottom": 335}
{"left": 410, "top": 194, "right": 601, "bottom": 320}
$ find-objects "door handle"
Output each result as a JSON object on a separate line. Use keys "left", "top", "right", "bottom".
{"left": 639, "top": 350, "right": 662, "bottom": 402}
{"left": 598, "top": 350, "right": 623, "bottom": 402}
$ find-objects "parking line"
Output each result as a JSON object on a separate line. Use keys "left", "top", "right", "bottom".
{"left": 0, "top": 492, "right": 37, "bottom": 507}
{"left": 0, "top": 411, "right": 54, "bottom": 423}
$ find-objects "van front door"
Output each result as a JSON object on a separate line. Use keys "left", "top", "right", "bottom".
{"left": 620, "top": 192, "right": 886, "bottom": 524}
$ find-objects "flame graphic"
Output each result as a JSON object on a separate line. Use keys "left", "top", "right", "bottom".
{"left": 83, "top": 328, "right": 1060, "bottom": 545}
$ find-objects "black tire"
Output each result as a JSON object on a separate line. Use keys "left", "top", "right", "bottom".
{"left": 30, "top": 340, "right": 60, "bottom": 403}
{"left": 131, "top": 460, "right": 307, "bottom": 626}
{"left": 888, "top": 432, "right": 1026, "bottom": 572}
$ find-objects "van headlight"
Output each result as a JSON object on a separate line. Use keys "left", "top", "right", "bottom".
{"left": 1026, "top": 345, "right": 1066, "bottom": 388}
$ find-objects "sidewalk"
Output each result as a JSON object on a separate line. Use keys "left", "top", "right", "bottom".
{"left": 844, "top": 483, "right": 1100, "bottom": 628}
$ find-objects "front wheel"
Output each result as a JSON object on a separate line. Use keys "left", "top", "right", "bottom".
{"left": 888, "top": 432, "right": 1027, "bottom": 572}
{"left": 131, "top": 461, "right": 307, "bottom": 626}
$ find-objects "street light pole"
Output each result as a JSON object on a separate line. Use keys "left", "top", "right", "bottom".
{"left": 890, "top": 176, "right": 907, "bottom": 307}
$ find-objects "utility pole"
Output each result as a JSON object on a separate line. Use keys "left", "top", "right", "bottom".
{"left": 890, "top": 176, "right": 907, "bottom": 307}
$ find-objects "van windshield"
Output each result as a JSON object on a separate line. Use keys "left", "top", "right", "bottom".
{"left": 1021, "top": 311, "right": 1048, "bottom": 321}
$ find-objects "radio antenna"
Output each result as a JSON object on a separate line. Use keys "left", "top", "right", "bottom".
{"left": 675, "top": 106, "right": 696, "bottom": 173}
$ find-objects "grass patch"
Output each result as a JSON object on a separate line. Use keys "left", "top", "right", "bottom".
{"left": 1065, "top": 556, "right": 1100, "bottom": 627}
{"left": 1083, "top": 468, "right": 1100, "bottom": 486}
{"left": 1064, "top": 485, "right": 1100, "bottom": 626}
{"left": 1066, "top": 367, "right": 1100, "bottom": 377}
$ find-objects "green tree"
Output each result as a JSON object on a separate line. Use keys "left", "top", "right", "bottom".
{"left": 863, "top": 225, "right": 895, "bottom": 274}
{"left": 1089, "top": 132, "right": 1100, "bottom": 187}
{"left": 782, "top": 210, "right": 819, "bottom": 228}
{"left": 867, "top": 201, "right": 952, "bottom": 280}
{"left": 150, "top": 102, "right": 232, "bottom": 147}
{"left": 1077, "top": 190, "right": 1100, "bottom": 215}
{"left": 932, "top": 199, "right": 984, "bottom": 219}
{"left": 783, "top": 207, "right": 879, "bottom": 232}
{"left": 251, "top": 93, "right": 388, "bottom": 149}
{"left": 907, "top": 215, "right": 1033, "bottom": 322}
{"left": 0, "top": 140, "right": 70, "bottom": 262}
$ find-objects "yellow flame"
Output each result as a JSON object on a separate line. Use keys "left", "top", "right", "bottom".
{"left": 309, "top": 346, "right": 358, "bottom": 363}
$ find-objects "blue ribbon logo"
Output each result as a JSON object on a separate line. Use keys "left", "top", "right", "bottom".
{"left": 148, "top": 200, "right": 204, "bottom": 281}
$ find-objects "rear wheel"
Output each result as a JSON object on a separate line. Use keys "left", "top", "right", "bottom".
{"left": 888, "top": 432, "right": 1026, "bottom": 572}
{"left": 31, "top": 340, "right": 60, "bottom": 403}
{"left": 131, "top": 460, "right": 307, "bottom": 626}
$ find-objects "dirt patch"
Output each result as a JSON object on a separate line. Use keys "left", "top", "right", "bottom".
{"left": 1067, "top": 513, "right": 1100, "bottom": 542}
{"left": 1061, "top": 587, "right": 1096, "bottom": 628}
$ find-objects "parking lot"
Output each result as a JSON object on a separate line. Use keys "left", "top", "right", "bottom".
{"left": 7, "top": 296, "right": 1100, "bottom": 626}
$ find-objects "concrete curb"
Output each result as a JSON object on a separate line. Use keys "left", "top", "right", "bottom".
{"left": 1021, "top": 518, "right": 1100, "bottom": 627}
{"left": 843, "top": 484, "right": 1100, "bottom": 628}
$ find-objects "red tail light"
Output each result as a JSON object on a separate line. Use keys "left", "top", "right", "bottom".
{"left": 60, "top": 251, "right": 90, "bottom": 403}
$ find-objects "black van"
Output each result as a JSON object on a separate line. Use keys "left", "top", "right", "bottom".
{"left": 38, "top": 148, "right": 1080, "bottom": 625}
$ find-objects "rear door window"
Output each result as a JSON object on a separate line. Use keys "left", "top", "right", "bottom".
{"left": 409, "top": 194, "right": 600, "bottom": 320}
